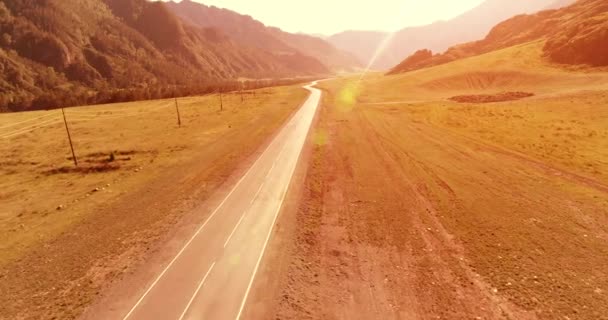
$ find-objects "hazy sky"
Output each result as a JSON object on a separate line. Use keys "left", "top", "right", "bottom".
{"left": 164, "top": 0, "right": 486, "bottom": 35}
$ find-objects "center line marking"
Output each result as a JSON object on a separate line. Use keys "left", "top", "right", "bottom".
{"left": 118, "top": 81, "right": 321, "bottom": 320}
{"left": 235, "top": 83, "right": 320, "bottom": 320}
{"left": 225, "top": 138, "right": 291, "bottom": 249}
{"left": 223, "top": 182, "right": 265, "bottom": 248}
{"left": 177, "top": 262, "right": 216, "bottom": 320}
{"left": 121, "top": 106, "right": 293, "bottom": 320}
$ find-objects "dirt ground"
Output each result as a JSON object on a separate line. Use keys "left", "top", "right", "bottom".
{"left": 449, "top": 92, "right": 534, "bottom": 103}
{"left": 246, "top": 44, "right": 608, "bottom": 320}
{"left": 0, "top": 86, "right": 307, "bottom": 319}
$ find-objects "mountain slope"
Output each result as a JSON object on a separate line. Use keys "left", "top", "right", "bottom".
{"left": 268, "top": 28, "right": 362, "bottom": 72}
{"left": 326, "top": 31, "right": 390, "bottom": 67}
{"left": 0, "top": 0, "right": 327, "bottom": 112}
{"left": 165, "top": 0, "right": 361, "bottom": 71}
{"left": 327, "top": 0, "right": 574, "bottom": 70}
{"left": 389, "top": 0, "right": 608, "bottom": 74}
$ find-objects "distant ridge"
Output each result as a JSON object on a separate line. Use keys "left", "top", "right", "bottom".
{"left": 166, "top": 0, "right": 362, "bottom": 72}
{"left": 327, "top": 0, "right": 573, "bottom": 69}
{"left": 389, "top": 0, "right": 607, "bottom": 74}
{"left": 0, "top": 0, "right": 329, "bottom": 112}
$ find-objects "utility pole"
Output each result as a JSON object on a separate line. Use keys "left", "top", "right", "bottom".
{"left": 219, "top": 90, "right": 223, "bottom": 111}
{"left": 174, "top": 98, "right": 181, "bottom": 127}
{"left": 61, "top": 107, "right": 78, "bottom": 167}
{"left": 240, "top": 82, "right": 244, "bottom": 103}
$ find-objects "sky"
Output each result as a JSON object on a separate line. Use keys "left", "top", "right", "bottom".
{"left": 164, "top": 0, "right": 486, "bottom": 35}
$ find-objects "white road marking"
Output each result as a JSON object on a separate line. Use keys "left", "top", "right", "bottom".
{"left": 234, "top": 190, "right": 289, "bottom": 320}
{"left": 177, "top": 262, "right": 216, "bottom": 320}
{"left": 120, "top": 82, "right": 321, "bottom": 320}
{"left": 234, "top": 97, "right": 312, "bottom": 320}
{"left": 224, "top": 183, "right": 265, "bottom": 248}
{"left": 266, "top": 136, "right": 290, "bottom": 176}
{"left": 249, "top": 182, "right": 265, "bottom": 205}
{"left": 121, "top": 126, "right": 283, "bottom": 320}
{"left": 224, "top": 135, "right": 292, "bottom": 250}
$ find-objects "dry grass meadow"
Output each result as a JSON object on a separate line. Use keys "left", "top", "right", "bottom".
{"left": 0, "top": 85, "right": 308, "bottom": 319}
{"left": 264, "top": 41, "right": 608, "bottom": 320}
{"left": 356, "top": 42, "right": 608, "bottom": 182}
{"left": 0, "top": 87, "right": 308, "bottom": 264}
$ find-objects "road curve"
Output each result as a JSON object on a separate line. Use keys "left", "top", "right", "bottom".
{"left": 118, "top": 82, "right": 322, "bottom": 320}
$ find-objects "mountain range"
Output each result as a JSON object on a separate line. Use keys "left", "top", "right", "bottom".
{"left": 0, "top": 0, "right": 595, "bottom": 113}
{"left": 327, "top": 0, "right": 577, "bottom": 70}
{"left": 0, "top": 0, "right": 357, "bottom": 112}
{"left": 165, "top": 0, "right": 361, "bottom": 72}
{"left": 389, "top": 0, "right": 608, "bottom": 74}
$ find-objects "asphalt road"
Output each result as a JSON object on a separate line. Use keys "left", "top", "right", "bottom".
{"left": 119, "top": 82, "right": 322, "bottom": 320}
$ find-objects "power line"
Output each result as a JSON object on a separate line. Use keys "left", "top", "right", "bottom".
{"left": 0, "top": 112, "right": 58, "bottom": 130}
{"left": 0, "top": 117, "right": 62, "bottom": 139}
{"left": 0, "top": 98, "right": 182, "bottom": 139}
{"left": 64, "top": 99, "right": 173, "bottom": 116}
{"left": 66, "top": 103, "right": 171, "bottom": 122}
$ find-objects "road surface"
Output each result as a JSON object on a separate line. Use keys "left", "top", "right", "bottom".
{"left": 117, "top": 82, "right": 321, "bottom": 320}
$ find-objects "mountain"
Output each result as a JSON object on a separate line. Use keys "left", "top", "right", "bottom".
{"left": 267, "top": 28, "right": 362, "bottom": 72}
{"left": 546, "top": 0, "right": 579, "bottom": 9}
{"left": 309, "top": 33, "right": 329, "bottom": 40}
{"left": 389, "top": 0, "right": 607, "bottom": 74}
{"left": 326, "top": 31, "right": 392, "bottom": 68}
{"left": 165, "top": 0, "right": 362, "bottom": 72}
{"left": 327, "top": 0, "right": 575, "bottom": 70}
{"left": 0, "top": 0, "right": 328, "bottom": 112}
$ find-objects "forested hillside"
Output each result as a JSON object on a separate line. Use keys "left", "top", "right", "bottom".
{"left": 0, "top": 0, "right": 327, "bottom": 112}
{"left": 166, "top": 0, "right": 361, "bottom": 72}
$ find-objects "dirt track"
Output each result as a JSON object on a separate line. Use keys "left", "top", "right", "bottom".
{"left": 248, "top": 84, "right": 608, "bottom": 319}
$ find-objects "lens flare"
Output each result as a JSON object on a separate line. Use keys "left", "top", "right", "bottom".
{"left": 351, "top": 1, "right": 409, "bottom": 106}
{"left": 336, "top": 81, "right": 361, "bottom": 112}
{"left": 359, "top": 31, "right": 398, "bottom": 80}
{"left": 313, "top": 129, "right": 328, "bottom": 146}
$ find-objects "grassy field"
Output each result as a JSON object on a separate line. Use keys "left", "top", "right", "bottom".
{"left": 265, "top": 42, "right": 608, "bottom": 320}
{"left": 362, "top": 41, "right": 608, "bottom": 101}
{"left": 0, "top": 85, "right": 308, "bottom": 319}
{"left": 345, "top": 41, "right": 608, "bottom": 183}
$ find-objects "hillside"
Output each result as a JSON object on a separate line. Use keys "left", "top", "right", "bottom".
{"left": 326, "top": 30, "right": 392, "bottom": 68}
{"left": 166, "top": 0, "right": 361, "bottom": 72}
{"left": 389, "top": 0, "right": 608, "bottom": 74}
{"left": 0, "top": 0, "right": 327, "bottom": 112}
{"left": 327, "top": 0, "right": 571, "bottom": 69}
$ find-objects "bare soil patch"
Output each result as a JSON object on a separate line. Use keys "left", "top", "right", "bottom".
{"left": 449, "top": 92, "right": 534, "bottom": 103}
{"left": 253, "top": 78, "right": 608, "bottom": 320}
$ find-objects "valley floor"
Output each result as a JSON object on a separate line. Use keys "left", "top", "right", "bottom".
{"left": 246, "top": 72, "right": 608, "bottom": 319}
{"left": 0, "top": 86, "right": 307, "bottom": 319}
{"left": 2, "top": 41, "right": 607, "bottom": 320}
